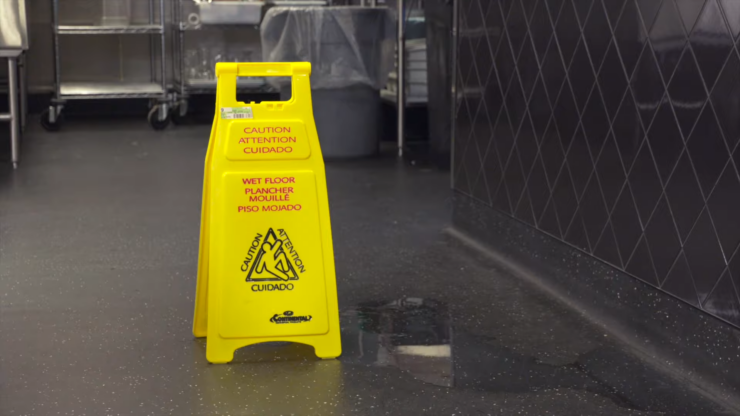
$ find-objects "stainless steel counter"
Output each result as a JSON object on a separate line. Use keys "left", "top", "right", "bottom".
{"left": 0, "top": 0, "right": 28, "bottom": 51}
{"left": 0, "top": 0, "right": 29, "bottom": 169}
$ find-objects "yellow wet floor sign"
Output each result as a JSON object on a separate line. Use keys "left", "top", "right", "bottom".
{"left": 193, "top": 62, "right": 341, "bottom": 363}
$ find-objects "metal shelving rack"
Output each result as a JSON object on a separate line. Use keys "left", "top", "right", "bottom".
{"left": 171, "top": 0, "right": 327, "bottom": 120}
{"left": 43, "top": 0, "right": 170, "bottom": 131}
{"left": 172, "top": 0, "right": 267, "bottom": 120}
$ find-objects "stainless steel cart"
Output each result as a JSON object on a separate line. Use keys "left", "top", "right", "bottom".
{"left": 171, "top": 0, "right": 326, "bottom": 120}
{"left": 43, "top": 0, "right": 170, "bottom": 131}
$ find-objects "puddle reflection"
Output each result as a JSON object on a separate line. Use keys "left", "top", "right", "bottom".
{"left": 189, "top": 298, "right": 722, "bottom": 415}
{"left": 341, "top": 298, "right": 454, "bottom": 387}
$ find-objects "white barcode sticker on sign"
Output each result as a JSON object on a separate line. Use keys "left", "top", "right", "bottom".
{"left": 221, "top": 107, "right": 254, "bottom": 120}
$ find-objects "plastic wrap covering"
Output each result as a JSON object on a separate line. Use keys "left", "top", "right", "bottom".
{"left": 261, "top": 7, "right": 396, "bottom": 90}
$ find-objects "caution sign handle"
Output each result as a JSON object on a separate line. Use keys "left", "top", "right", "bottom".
{"left": 215, "top": 62, "right": 312, "bottom": 110}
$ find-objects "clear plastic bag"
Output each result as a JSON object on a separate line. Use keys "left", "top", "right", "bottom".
{"left": 261, "top": 7, "right": 396, "bottom": 90}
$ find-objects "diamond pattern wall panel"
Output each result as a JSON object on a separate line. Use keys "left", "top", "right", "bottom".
{"left": 454, "top": 0, "right": 740, "bottom": 328}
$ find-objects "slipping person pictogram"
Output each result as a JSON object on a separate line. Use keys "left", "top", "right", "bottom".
{"left": 257, "top": 239, "right": 292, "bottom": 281}
{"left": 246, "top": 228, "right": 299, "bottom": 282}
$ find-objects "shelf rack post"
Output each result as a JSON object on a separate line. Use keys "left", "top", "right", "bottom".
{"left": 397, "top": 0, "right": 405, "bottom": 157}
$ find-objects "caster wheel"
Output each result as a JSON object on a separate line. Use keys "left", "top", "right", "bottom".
{"left": 40, "top": 109, "right": 62, "bottom": 132}
{"left": 171, "top": 108, "right": 187, "bottom": 125}
{"left": 148, "top": 106, "right": 170, "bottom": 130}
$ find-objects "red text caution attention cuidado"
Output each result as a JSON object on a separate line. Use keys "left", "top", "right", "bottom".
{"left": 239, "top": 126, "right": 296, "bottom": 154}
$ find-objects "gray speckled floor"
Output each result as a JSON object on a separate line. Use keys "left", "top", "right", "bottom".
{"left": 0, "top": 120, "right": 733, "bottom": 415}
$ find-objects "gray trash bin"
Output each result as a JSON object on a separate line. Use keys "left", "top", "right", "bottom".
{"left": 262, "top": 7, "right": 395, "bottom": 158}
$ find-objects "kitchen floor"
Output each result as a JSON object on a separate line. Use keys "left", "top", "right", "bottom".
{"left": 0, "top": 119, "right": 733, "bottom": 415}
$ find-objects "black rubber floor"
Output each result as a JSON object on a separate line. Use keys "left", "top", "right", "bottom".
{"left": 0, "top": 119, "right": 733, "bottom": 415}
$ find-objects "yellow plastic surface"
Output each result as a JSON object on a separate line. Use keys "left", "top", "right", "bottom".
{"left": 193, "top": 62, "right": 342, "bottom": 363}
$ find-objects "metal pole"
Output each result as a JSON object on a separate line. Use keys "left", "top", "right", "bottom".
{"left": 178, "top": 1, "right": 186, "bottom": 106}
{"left": 159, "top": 0, "right": 168, "bottom": 118}
{"left": 370, "top": 0, "right": 377, "bottom": 6}
{"left": 19, "top": 53, "right": 27, "bottom": 132}
{"left": 9, "top": 57, "right": 20, "bottom": 169}
{"left": 160, "top": 0, "right": 167, "bottom": 92}
{"left": 450, "top": 0, "right": 458, "bottom": 185}
{"left": 397, "top": 0, "right": 405, "bottom": 157}
{"left": 149, "top": 0, "right": 156, "bottom": 82}
{"left": 52, "top": 0, "right": 61, "bottom": 101}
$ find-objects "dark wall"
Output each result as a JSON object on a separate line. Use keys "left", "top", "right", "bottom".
{"left": 425, "top": 0, "right": 454, "bottom": 169}
{"left": 453, "top": 0, "right": 740, "bottom": 328}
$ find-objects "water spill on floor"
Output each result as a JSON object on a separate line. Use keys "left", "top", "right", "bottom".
{"left": 334, "top": 298, "right": 729, "bottom": 415}
{"left": 340, "top": 298, "right": 454, "bottom": 387}
{"left": 124, "top": 296, "right": 731, "bottom": 415}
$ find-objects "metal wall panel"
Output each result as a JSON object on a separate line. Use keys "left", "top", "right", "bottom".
{"left": 453, "top": 0, "right": 740, "bottom": 328}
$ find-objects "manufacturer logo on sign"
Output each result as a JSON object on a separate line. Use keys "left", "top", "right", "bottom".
{"left": 270, "top": 311, "right": 312, "bottom": 324}
{"left": 242, "top": 228, "right": 305, "bottom": 282}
